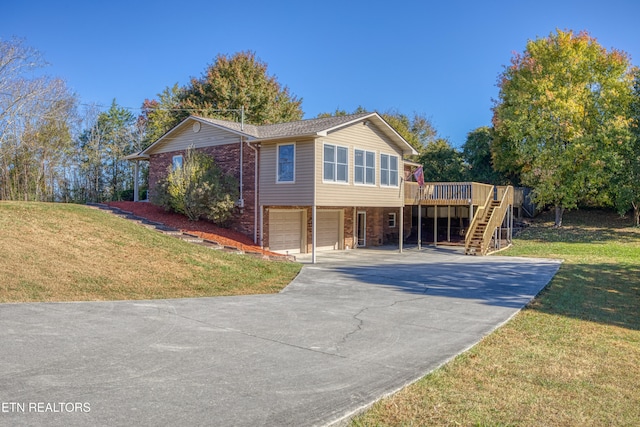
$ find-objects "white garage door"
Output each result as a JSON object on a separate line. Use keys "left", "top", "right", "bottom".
{"left": 269, "top": 210, "right": 302, "bottom": 254}
{"left": 316, "top": 210, "right": 340, "bottom": 251}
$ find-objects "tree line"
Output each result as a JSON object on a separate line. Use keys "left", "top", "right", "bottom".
{"left": 1, "top": 30, "right": 639, "bottom": 226}
{"left": 0, "top": 38, "right": 142, "bottom": 203}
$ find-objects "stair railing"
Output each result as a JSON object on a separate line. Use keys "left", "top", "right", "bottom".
{"left": 464, "top": 188, "right": 494, "bottom": 252}
{"left": 478, "top": 186, "right": 513, "bottom": 255}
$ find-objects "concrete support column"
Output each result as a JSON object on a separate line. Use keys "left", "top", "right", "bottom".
{"left": 399, "top": 206, "right": 403, "bottom": 253}
{"left": 312, "top": 205, "right": 317, "bottom": 264}
{"left": 447, "top": 205, "right": 451, "bottom": 242}
{"left": 133, "top": 160, "right": 139, "bottom": 202}
{"left": 434, "top": 205, "right": 438, "bottom": 248}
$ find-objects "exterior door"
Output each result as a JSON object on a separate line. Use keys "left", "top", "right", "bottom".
{"left": 356, "top": 211, "right": 366, "bottom": 247}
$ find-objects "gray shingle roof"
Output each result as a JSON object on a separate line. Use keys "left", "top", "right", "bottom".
{"left": 198, "top": 112, "right": 373, "bottom": 139}
{"left": 139, "top": 111, "right": 417, "bottom": 157}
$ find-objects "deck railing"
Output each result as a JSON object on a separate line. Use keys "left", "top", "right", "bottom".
{"left": 464, "top": 190, "right": 493, "bottom": 249}
{"left": 405, "top": 181, "right": 494, "bottom": 206}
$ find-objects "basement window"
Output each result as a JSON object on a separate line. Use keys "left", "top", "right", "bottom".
{"left": 388, "top": 212, "right": 397, "bottom": 228}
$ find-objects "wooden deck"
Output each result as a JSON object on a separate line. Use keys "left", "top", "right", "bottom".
{"left": 404, "top": 181, "right": 516, "bottom": 255}
{"left": 405, "top": 182, "right": 519, "bottom": 207}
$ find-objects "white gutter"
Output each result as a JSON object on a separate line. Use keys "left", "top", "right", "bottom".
{"left": 238, "top": 107, "right": 245, "bottom": 209}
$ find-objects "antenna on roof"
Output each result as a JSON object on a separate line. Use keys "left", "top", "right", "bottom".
{"left": 241, "top": 106, "right": 244, "bottom": 131}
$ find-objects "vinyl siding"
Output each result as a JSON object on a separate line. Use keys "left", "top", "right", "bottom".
{"left": 259, "top": 139, "right": 315, "bottom": 206}
{"left": 148, "top": 120, "right": 241, "bottom": 154}
{"left": 316, "top": 122, "right": 405, "bottom": 207}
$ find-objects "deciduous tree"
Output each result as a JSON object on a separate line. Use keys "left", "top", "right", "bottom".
{"left": 0, "top": 38, "right": 77, "bottom": 201}
{"left": 611, "top": 70, "right": 640, "bottom": 226}
{"left": 142, "top": 51, "right": 304, "bottom": 148}
{"left": 77, "top": 100, "right": 136, "bottom": 202}
{"left": 140, "top": 83, "right": 183, "bottom": 145}
{"left": 462, "top": 127, "right": 508, "bottom": 185}
{"left": 382, "top": 111, "right": 438, "bottom": 157}
{"left": 181, "top": 51, "right": 303, "bottom": 125}
{"left": 418, "top": 139, "right": 466, "bottom": 182}
{"left": 492, "top": 29, "right": 634, "bottom": 226}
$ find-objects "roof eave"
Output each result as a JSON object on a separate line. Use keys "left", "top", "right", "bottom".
{"left": 252, "top": 132, "right": 323, "bottom": 143}
{"left": 195, "top": 116, "right": 258, "bottom": 139}
{"left": 320, "top": 112, "right": 378, "bottom": 134}
{"left": 368, "top": 113, "right": 418, "bottom": 156}
{"left": 122, "top": 152, "right": 150, "bottom": 161}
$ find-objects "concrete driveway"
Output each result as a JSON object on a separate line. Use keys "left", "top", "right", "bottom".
{"left": 0, "top": 247, "right": 561, "bottom": 426}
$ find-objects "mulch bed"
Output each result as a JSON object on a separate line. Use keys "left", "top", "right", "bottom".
{"left": 107, "top": 202, "right": 282, "bottom": 257}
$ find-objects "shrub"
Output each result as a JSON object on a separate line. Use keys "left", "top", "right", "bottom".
{"left": 153, "top": 148, "right": 238, "bottom": 225}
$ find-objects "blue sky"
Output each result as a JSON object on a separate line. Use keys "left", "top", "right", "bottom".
{"left": 3, "top": 0, "right": 639, "bottom": 147}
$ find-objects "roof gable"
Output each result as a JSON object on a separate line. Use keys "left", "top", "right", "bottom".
{"left": 142, "top": 112, "right": 418, "bottom": 156}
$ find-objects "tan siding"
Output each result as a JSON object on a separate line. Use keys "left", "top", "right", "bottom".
{"left": 259, "top": 139, "right": 314, "bottom": 206}
{"left": 316, "top": 123, "right": 405, "bottom": 207}
{"left": 149, "top": 121, "right": 240, "bottom": 154}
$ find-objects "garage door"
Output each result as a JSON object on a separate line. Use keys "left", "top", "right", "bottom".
{"left": 269, "top": 210, "right": 303, "bottom": 254}
{"left": 316, "top": 210, "right": 340, "bottom": 251}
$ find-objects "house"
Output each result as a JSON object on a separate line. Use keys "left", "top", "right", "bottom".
{"left": 125, "top": 112, "right": 420, "bottom": 261}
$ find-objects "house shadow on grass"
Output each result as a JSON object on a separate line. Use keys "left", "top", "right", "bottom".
{"left": 527, "top": 261, "right": 640, "bottom": 331}
{"left": 515, "top": 225, "right": 640, "bottom": 245}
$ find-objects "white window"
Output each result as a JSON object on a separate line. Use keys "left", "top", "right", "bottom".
{"left": 380, "top": 154, "right": 399, "bottom": 187}
{"left": 355, "top": 149, "right": 375, "bottom": 185}
{"left": 323, "top": 144, "right": 348, "bottom": 183}
{"left": 277, "top": 143, "right": 295, "bottom": 183}
{"left": 388, "top": 212, "right": 397, "bottom": 228}
{"left": 172, "top": 155, "right": 183, "bottom": 170}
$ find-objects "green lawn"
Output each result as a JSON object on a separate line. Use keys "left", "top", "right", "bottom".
{"left": 0, "top": 201, "right": 301, "bottom": 302}
{"left": 353, "top": 209, "right": 640, "bottom": 426}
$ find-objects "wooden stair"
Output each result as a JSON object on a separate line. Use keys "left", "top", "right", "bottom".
{"left": 465, "top": 200, "right": 499, "bottom": 255}
{"left": 464, "top": 185, "right": 513, "bottom": 256}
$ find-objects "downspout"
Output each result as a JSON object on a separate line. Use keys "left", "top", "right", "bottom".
{"left": 239, "top": 136, "right": 243, "bottom": 206}
{"left": 246, "top": 141, "right": 259, "bottom": 244}
{"left": 312, "top": 141, "right": 317, "bottom": 264}
{"left": 238, "top": 106, "right": 245, "bottom": 208}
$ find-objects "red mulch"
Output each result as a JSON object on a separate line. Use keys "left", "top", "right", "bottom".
{"left": 107, "top": 202, "right": 281, "bottom": 257}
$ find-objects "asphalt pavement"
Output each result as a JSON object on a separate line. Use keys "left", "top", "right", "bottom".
{"left": 0, "top": 247, "right": 561, "bottom": 426}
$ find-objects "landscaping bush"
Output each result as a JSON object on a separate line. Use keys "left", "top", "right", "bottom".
{"left": 153, "top": 148, "right": 238, "bottom": 225}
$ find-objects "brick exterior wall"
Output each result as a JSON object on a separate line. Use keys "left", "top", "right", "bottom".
{"left": 303, "top": 206, "right": 355, "bottom": 253}
{"left": 359, "top": 207, "right": 384, "bottom": 246}
{"left": 382, "top": 207, "right": 403, "bottom": 245}
{"left": 403, "top": 206, "right": 413, "bottom": 241}
{"left": 147, "top": 143, "right": 408, "bottom": 250}
{"left": 148, "top": 143, "right": 257, "bottom": 240}
{"left": 343, "top": 207, "right": 355, "bottom": 250}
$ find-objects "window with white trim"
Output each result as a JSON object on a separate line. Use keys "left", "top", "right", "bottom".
{"left": 277, "top": 143, "right": 295, "bottom": 183}
{"left": 388, "top": 212, "right": 397, "bottom": 228}
{"left": 355, "top": 149, "right": 375, "bottom": 185}
{"left": 172, "top": 155, "right": 183, "bottom": 170}
{"left": 380, "top": 154, "right": 399, "bottom": 187}
{"left": 323, "top": 144, "right": 348, "bottom": 183}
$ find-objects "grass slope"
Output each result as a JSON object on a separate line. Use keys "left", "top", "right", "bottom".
{"left": 353, "top": 209, "right": 640, "bottom": 426}
{"left": 0, "top": 201, "right": 301, "bottom": 302}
